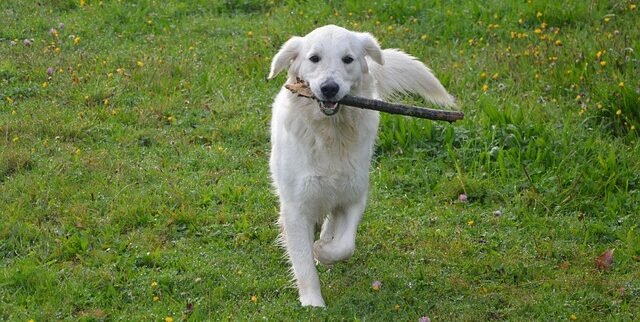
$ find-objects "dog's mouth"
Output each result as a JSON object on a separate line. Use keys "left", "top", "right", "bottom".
{"left": 318, "top": 101, "right": 341, "bottom": 116}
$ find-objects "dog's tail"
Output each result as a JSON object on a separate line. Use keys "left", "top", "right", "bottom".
{"left": 369, "top": 49, "right": 456, "bottom": 108}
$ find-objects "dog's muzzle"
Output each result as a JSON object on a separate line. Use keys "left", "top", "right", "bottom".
{"left": 318, "top": 101, "right": 341, "bottom": 116}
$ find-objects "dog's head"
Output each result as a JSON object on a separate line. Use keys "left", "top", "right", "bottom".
{"left": 268, "top": 25, "right": 384, "bottom": 115}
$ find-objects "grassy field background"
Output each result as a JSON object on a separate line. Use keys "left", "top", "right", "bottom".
{"left": 1, "top": 0, "right": 639, "bottom": 320}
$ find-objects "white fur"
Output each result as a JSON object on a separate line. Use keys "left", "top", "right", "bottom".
{"left": 268, "top": 25, "right": 455, "bottom": 307}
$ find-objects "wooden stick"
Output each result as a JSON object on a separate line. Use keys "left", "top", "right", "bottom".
{"left": 284, "top": 80, "right": 464, "bottom": 122}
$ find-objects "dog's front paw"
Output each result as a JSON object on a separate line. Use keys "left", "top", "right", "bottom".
{"left": 300, "top": 294, "right": 326, "bottom": 307}
{"left": 313, "top": 239, "right": 355, "bottom": 265}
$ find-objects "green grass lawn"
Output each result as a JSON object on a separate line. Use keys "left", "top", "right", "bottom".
{"left": 1, "top": 0, "right": 639, "bottom": 320}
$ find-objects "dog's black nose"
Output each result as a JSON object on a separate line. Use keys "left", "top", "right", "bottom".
{"left": 320, "top": 81, "right": 339, "bottom": 99}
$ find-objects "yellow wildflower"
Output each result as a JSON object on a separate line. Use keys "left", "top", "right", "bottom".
{"left": 247, "top": 31, "right": 253, "bottom": 37}
{"left": 42, "top": 82, "right": 48, "bottom": 88}
{"left": 467, "top": 220, "right": 475, "bottom": 226}
{"left": 631, "top": 4, "right": 637, "bottom": 10}
{"left": 536, "top": 11, "right": 543, "bottom": 18}
{"left": 74, "top": 36, "right": 81, "bottom": 45}
{"left": 80, "top": 0, "right": 85, "bottom": 7}
{"left": 153, "top": 296, "right": 159, "bottom": 302}
{"left": 492, "top": 73, "right": 499, "bottom": 80}
{"left": 151, "top": 281, "right": 158, "bottom": 288}
{"left": 251, "top": 295, "right": 257, "bottom": 303}
{"left": 600, "top": 61, "right": 607, "bottom": 67}
{"left": 618, "top": 82, "right": 624, "bottom": 88}
{"left": 482, "top": 84, "right": 489, "bottom": 92}
{"left": 165, "top": 317, "right": 173, "bottom": 322}
{"left": 136, "top": 61, "right": 144, "bottom": 67}
{"left": 616, "top": 109, "right": 622, "bottom": 115}
{"left": 570, "top": 314, "right": 577, "bottom": 321}
{"left": 554, "top": 40, "right": 562, "bottom": 46}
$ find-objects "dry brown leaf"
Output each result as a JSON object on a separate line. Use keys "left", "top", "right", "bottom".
{"left": 595, "top": 249, "right": 614, "bottom": 270}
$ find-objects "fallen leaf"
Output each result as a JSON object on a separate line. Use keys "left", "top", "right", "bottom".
{"left": 595, "top": 249, "right": 614, "bottom": 270}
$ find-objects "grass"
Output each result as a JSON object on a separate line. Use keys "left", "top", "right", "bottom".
{"left": 1, "top": 0, "right": 639, "bottom": 320}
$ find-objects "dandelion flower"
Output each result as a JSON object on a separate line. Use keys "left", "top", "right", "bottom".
{"left": 492, "top": 73, "right": 499, "bottom": 80}
{"left": 137, "top": 61, "right": 144, "bottom": 67}
{"left": 165, "top": 317, "right": 173, "bottom": 322}
{"left": 74, "top": 36, "right": 81, "bottom": 45}
{"left": 394, "top": 304, "right": 401, "bottom": 311}
{"left": 554, "top": 40, "right": 562, "bottom": 46}
{"left": 599, "top": 61, "right": 607, "bottom": 67}
{"left": 151, "top": 281, "right": 158, "bottom": 288}
{"left": 631, "top": 4, "right": 637, "bottom": 10}
{"left": 247, "top": 31, "right": 253, "bottom": 37}
{"left": 616, "top": 109, "right": 622, "bottom": 115}
{"left": 570, "top": 314, "right": 577, "bottom": 321}
{"left": 421, "top": 34, "right": 427, "bottom": 40}
{"left": 618, "top": 82, "right": 624, "bottom": 88}
{"left": 42, "top": 82, "right": 48, "bottom": 88}
{"left": 536, "top": 11, "right": 543, "bottom": 18}
{"left": 467, "top": 220, "right": 474, "bottom": 226}
{"left": 153, "top": 296, "right": 159, "bottom": 301}
{"left": 482, "top": 84, "right": 489, "bottom": 92}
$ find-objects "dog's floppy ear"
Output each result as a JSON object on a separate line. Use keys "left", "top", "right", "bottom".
{"left": 360, "top": 32, "right": 384, "bottom": 66}
{"left": 268, "top": 36, "right": 302, "bottom": 80}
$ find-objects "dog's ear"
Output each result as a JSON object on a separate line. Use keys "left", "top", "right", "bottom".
{"left": 268, "top": 36, "right": 302, "bottom": 80}
{"left": 360, "top": 32, "right": 384, "bottom": 66}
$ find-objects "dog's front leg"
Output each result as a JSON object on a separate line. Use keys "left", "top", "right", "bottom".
{"left": 314, "top": 196, "right": 366, "bottom": 265}
{"left": 280, "top": 204, "right": 325, "bottom": 307}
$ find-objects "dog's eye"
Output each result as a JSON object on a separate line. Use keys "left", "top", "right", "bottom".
{"left": 309, "top": 55, "right": 321, "bottom": 63}
{"left": 342, "top": 56, "right": 354, "bottom": 64}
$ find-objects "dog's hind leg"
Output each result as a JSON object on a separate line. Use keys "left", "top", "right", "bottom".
{"left": 279, "top": 204, "right": 326, "bottom": 307}
{"left": 313, "top": 197, "right": 366, "bottom": 265}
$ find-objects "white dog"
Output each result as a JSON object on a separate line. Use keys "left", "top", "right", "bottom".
{"left": 268, "top": 25, "right": 455, "bottom": 307}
